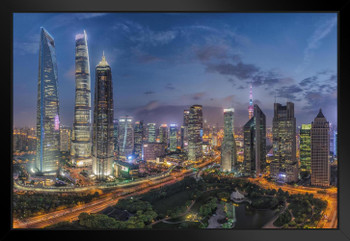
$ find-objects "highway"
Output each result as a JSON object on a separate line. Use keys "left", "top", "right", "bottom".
{"left": 13, "top": 155, "right": 220, "bottom": 229}
{"left": 248, "top": 177, "right": 337, "bottom": 229}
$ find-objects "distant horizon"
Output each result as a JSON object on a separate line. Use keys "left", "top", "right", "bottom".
{"left": 13, "top": 13, "right": 337, "bottom": 129}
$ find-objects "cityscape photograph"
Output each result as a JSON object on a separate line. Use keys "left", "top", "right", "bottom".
{"left": 12, "top": 12, "right": 337, "bottom": 229}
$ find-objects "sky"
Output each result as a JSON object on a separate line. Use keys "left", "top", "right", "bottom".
{"left": 13, "top": 13, "right": 337, "bottom": 129}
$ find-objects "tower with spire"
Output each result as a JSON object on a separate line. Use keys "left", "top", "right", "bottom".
{"left": 248, "top": 84, "right": 254, "bottom": 120}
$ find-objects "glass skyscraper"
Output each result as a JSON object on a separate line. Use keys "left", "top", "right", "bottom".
{"left": 159, "top": 124, "right": 168, "bottom": 144}
{"left": 92, "top": 53, "right": 114, "bottom": 180}
{"left": 188, "top": 105, "right": 203, "bottom": 161}
{"left": 300, "top": 124, "right": 311, "bottom": 173}
{"left": 118, "top": 116, "right": 134, "bottom": 160}
{"left": 270, "top": 102, "right": 298, "bottom": 183}
{"left": 71, "top": 31, "right": 92, "bottom": 166}
{"left": 221, "top": 108, "right": 237, "bottom": 172}
{"left": 147, "top": 123, "right": 156, "bottom": 143}
{"left": 169, "top": 124, "right": 178, "bottom": 152}
{"left": 311, "top": 109, "right": 330, "bottom": 187}
{"left": 243, "top": 105, "right": 266, "bottom": 177}
{"left": 35, "top": 27, "right": 60, "bottom": 175}
{"left": 134, "top": 121, "right": 144, "bottom": 160}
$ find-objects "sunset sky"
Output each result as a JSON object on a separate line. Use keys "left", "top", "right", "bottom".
{"left": 13, "top": 13, "right": 337, "bottom": 128}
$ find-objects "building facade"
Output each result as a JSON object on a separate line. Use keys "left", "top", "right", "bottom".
{"left": 182, "top": 110, "right": 190, "bottom": 150}
{"left": 70, "top": 30, "right": 92, "bottom": 166}
{"left": 35, "top": 27, "right": 60, "bottom": 175}
{"left": 158, "top": 124, "right": 168, "bottom": 145}
{"left": 147, "top": 123, "right": 156, "bottom": 143}
{"left": 134, "top": 121, "right": 144, "bottom": 160}
{"left": 118, "top": 116, "right": 134, "bottom": 160}
{"left": 169, "top": 124, "right": 178, "bottom": 152}
{"left": 311, "top": 109, "right": 330, "bottom": 187}
{"left": 300, "top": 124, "right": 311, "bottom": 173}
{"left": 188, "top": 105, "right": 203, "bottom": 161}
{"left": 221, "top": 108, "right": 237, "bottom": 172}
{"left": 92, "top": 53, "right": 114, "bottom": 180}
{"left": 270, "top": 102, "right": 298, "bottom": 183}
{"left": 60, "top": 126, "right": 71, "bottom": 153}
{"left": 143, "top": 142, "right": 166, "bottom": 162}
{"left": 243, "top": 105, "right": 266, "bottom": 177}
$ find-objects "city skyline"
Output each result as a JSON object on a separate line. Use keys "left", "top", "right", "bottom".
{"left": 13, "top": 13, "right": 337, "bottom": 128}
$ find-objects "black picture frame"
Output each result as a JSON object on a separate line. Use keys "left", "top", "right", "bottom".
{"left": 3, "top": 0, "right": 350, "bottom": 240}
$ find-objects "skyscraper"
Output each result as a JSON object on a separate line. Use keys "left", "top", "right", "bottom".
{"left": 243, "top": 105, "right": 266, "bottom": 177}
{"left": 60, "top": 126, "right": 71, "bottom": 153}
{"left": 300, "top": 124, "right": 311, "bottom": 173}
{"left": 35, "top": 27, "right": 60, "bottom": 175}
{"left": 311, "top": 109, "right": 330, "bottom": 187}
{"left": 248, "top": 84, "right": 254, "bottom": 120}
{"left": 188, "top": 105, "right": 203, "bottom": 161}
{"left": 71, "top": 31, "right": 92, "bottom": 165}
{"left": 147, "top": 123, "right": 156, "bottom": 143}
{"left": 159, "top": 124, "right": 168, "bottom": 144}
{"left": 182, "top": 110, "right": 190, "bottom": 150}
{"left": 134, "top": 121, "right": 144, "bottom": 160}
{"left": 169, "top": 124, "right": 178, "bottom": 152}
{"left": 118, "top": 116, "right": 134, "bottom": 160}
{"left": 113, "top": 119, "right": 119, "bottom": 159}
{"left": 270, "top": 102, "right": 298, "bottom": 183}
{"left": 221, "top": 108, "right": 237, "bottom": 172}
{"left": 92, "top": 53, "right": 114, "bottom": 180}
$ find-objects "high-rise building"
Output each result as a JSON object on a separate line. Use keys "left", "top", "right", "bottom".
{"left": 221, "top": 108, "right": 237, "bottom": 172}
{"left": 147, "top": 123, "right": 156, "bottom": 143}
{"left": 60, "top": 126, "right": 71, "bottom": 153}
{"left": 169, "top": 124, "right": 178, "bottom": 152}
{"left": 300, "top": 124, "right": 311, "bottom": 173}
{"left": 188, "top": 105, "right": 203, "bottom": 161}
{"left": 118, "top": 116, "right": 134, "bottom": 160}
{"left": 92, "top": 53, "right": 114, "bottom": 180}
{"left": 158, "top": 124, "right": 168, "bottom": 144}
{"left": 113, "top": 119, "right": 119, "bottom": 159}
{"left": 311, "top": 109, "right": 330, "bottom": 187}
{"left": 248, "top": 84, "right": 254, "bottom": 120}
{"left": 270, "top": 102, "right": 298, "bottom": 183}
{"left": 143, "top": 142, "right": 166, "bottom": 162}
{"left": 243, "top": 105, "right": 266, "bottom": 177}
{"left": 182, "top": 110, "right": 190, "bottom": 150}
{"left": 35, "top": 27, "right": 60, "bottom": 175}
{"left": 70, "top": 30, "right": 92, "bottom": 166}
{"left": 134, "top": 121, "right": 144, "bottom": 160}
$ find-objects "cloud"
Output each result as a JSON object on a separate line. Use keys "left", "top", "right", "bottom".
{"left": 206, "top": 61, "right": 260, "bottom": 80}
{"left": 296, "top": 17, "right": 337, "bottom": 73}
{"left": 144, "top": 91, "right": 155, "bottom": 95}
{"left": 165, "top": 83, "right": 175, "bottom": 90}
{"left": 14, "top": 33, "right": 40, "bottom": 55}
{"left": 192, "top": 92, "right": 206, "bottom": 100}
{"left": 272, "top": 84, "right": 303, "bottom": 101}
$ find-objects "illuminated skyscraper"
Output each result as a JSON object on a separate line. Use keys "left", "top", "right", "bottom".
{"left": 311, "top": 109, "right": 330, "bottom": 187}
{"left": 270, "top": 102, "right": 298, "bottom": 183}
{"left": 169, "top": 124, "right": 178, "bottom": 152}
{"left": 300, "top": 124, "right": 311, "bottom": 173}
{"left": 243, "top": 105, "right": 266, "bottom": 177}
{"left": 159, "top": 124, "right": 168, "bottom": 144}
{"left": 188, "top": 105, "right": 203, "bottom": 161}
{"left": 182, "top": 110, "right": 190, "bottom": 150}
{"left": 60, "top": 126, "right": 71, "bottom": 153}
{"left": 113, "top": 119, "right": 119, "bottom": 159}
{"left": 248, "top": 84, "right": 254, "bottom": 120}
{"left": 35, "top": 27, "right": 60, "bottom": 175}
{"left": 118, "top": 116, "right": 134, "bottom": 160}
{"left": 147, "top": 123, "right": 156, "bottom": 143}
{"left": 221, "top": 108, "right": 237, "bottom": 172}
{"left": 71, "top": 30, "right": 92, "bottom": 165}
{"left": 134, "top": 121, "right": 144, "bottom": 159}
{"left": 92, "top": 53, "right": 114, "bottom": 180}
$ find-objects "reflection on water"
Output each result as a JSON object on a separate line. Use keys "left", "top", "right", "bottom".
{"left": 234, "top": 202, "right": 276, "bottom": 229}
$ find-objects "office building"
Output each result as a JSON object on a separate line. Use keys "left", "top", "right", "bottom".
{"left": 70, "top": 30, "right": 92, "bottom": 165}
{"left": 92, "top": 53, "right": 114, "bottom": 180}
{"left": 147, "top": 123, "right": 156, "bottom": 143}
{"left": 60, "top": 126, "right": 71, "bottom": 153}
{"left": 134, "top": 121, "right": 144, "bottom": 159}
{"left": 182, "top": 110, "right": 190, "bottom": 150}
{"left": 158, "top": 124, "right": 168, "bottom": 144}
{"left": 35, "top": 27, "right": 60, "bottom": 175}
{"left": 311, "top": 109, "right": 330, "bottom": 187}
{"left": 188, "top": 105, "right": 203, "bottom": 161}
{"left": 221, "top": 108, "right": 237, "bottom": 172}
{"left": 270, "top": 102, "right": 298, "bottom": 183}
{"left": 169, "top": 124, "right": 178, "bottom": 152}
{"left": 143, "top": 142, "right": 166, "bottom": 162}
{"left": 300, "top": 124, "right": 311, "bottom": 173}
{"left": 243, "top": 105, "right": 266, "bottom": 177}
{"left": 118, "top": 116, "right": 134, "bottom": 160}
